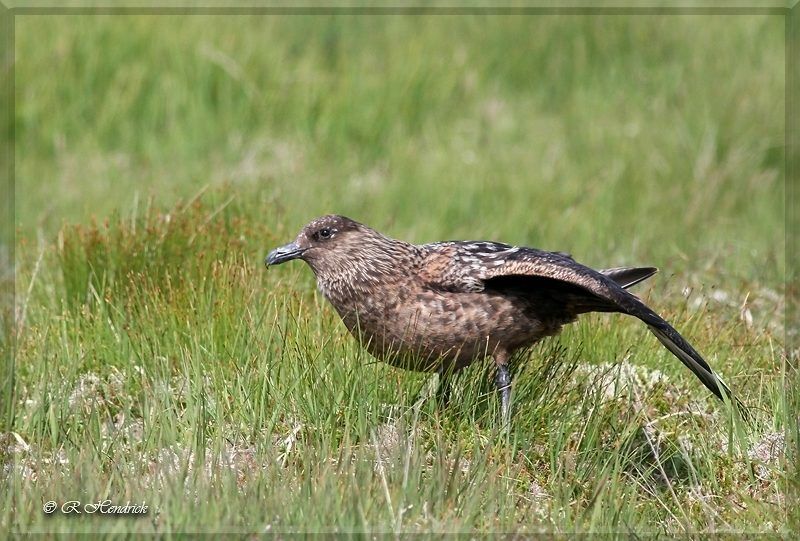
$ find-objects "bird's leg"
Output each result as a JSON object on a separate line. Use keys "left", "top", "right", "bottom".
{"left": 493, "top": 350, "right": 512, "bottom": 424}
{"left": 495, "top": 365, "right": 512, "bottom": 422}
{"left": 436, "top": 366, "right": 452, "bottom": 408}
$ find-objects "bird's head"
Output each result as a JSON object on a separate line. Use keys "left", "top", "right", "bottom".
{"left": 266, "top": 215, "right": 416, "bottom": 297}
{"left": 265, "top": 214, "right": 366, "bottom": 272}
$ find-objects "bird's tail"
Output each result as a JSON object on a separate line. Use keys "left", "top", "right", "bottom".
{"left": 601, "top": 266, "right": 658, "bottom": 289}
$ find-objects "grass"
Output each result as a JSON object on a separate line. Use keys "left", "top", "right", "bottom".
{"left": 3, "top": 12, "right": 791, "bottom": 535}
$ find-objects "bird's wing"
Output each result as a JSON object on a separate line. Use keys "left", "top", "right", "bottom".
{"left": 420, "top": 242, "right": 739, "bottom": 407}
{"left": 421, "top": 242, "right": 616, "bottom": 300}
{"left": 418, "top": 241, "right": 521, "bottom": 292}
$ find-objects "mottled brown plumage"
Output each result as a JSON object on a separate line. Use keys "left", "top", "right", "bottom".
{"left": 266, "top": 215, "right": 740, "bottom": 419}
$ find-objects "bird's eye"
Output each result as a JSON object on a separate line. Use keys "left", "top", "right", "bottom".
{"left": 317, "top": 228, "right": 333, "bottom": 240}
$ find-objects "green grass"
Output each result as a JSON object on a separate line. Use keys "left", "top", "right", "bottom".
{"left": 4, "top": 12, "right": 790, "bottom": 535}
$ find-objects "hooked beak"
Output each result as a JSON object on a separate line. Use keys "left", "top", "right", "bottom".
{"left": 265, "top": 242, "right": 306, "bottom": 266}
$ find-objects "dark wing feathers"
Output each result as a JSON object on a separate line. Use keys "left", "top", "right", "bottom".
{"left": 425, "top": 242, "right": 739, "bottom": 406}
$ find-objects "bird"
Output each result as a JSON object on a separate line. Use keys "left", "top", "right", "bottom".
{"left": 266, "top": 214, "right": 741, "bottom": 421}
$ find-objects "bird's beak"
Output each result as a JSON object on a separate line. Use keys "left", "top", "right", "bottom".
{"left": 265, "top": 242, "right": 306, "bottom": 266}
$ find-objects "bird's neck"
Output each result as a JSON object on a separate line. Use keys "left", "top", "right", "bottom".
{"left": 313, "top": 238, "right": 420, "bottom": 306}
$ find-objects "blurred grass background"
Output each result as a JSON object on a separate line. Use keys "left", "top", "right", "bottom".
{"left": 15, "top": 14, "right": 784, "bottom": 274}
{"left": 6, "top": 12, "right": 788, "bottom": 535}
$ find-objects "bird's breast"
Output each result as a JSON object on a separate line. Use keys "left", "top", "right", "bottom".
{"left": 323, "top": 283, "right": 553, "bottom": 372}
